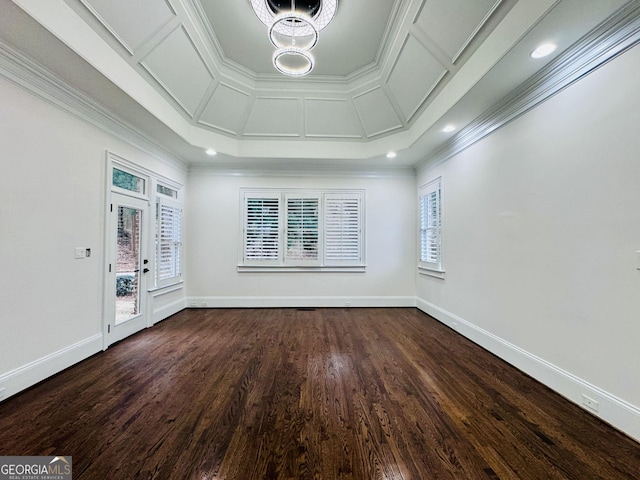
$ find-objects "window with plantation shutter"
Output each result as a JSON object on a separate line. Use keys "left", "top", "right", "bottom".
{"left": 240, "top": 189, "right": 365, "bottom": 270}
{"left": 244, "top": 195, "right": 281, "bottom": 263}
{"left": 324, "top": 193, "right": 362, "bottom": 265}
{"left": 419, "top": 177, "right": 443, "bottom": 276}
{"left": 286, "top": 195, "right": 319, "bottom": 263}
{"left": 156, "top": 198, "right": 182, "bottom": 287}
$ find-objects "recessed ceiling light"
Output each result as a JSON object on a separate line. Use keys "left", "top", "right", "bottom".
{"left": 386, "top": 151, "right": 397, "bottom": 159}
{"left": 206, "top": 148, "right": 217, "bottom": 156}
{"left": 442, "top": 125, "right": 456, "bottom": 133}
{"left": 531, "top": 43, "right": 557, "bottom": 59}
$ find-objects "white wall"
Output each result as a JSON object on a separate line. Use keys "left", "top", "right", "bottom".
{"left": 186, "top": 171, "right": 416, "bottom": 307}
{"left": 416, "top": 44, "right": 640, "bottom": 440}
{"left": 0, "top": 74, "right": 187, "bottom": 399}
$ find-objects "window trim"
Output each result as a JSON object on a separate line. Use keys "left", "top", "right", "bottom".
{"left": 107, "top": 153, "right": 184, "bottom": 292}
{"left": 418, "top": 176, "right": 444, "bottom": 278}
{"left": 156, "top": 196, "right": 183, "bottom": 288}
{"left": 238, "top": 188, "right": 365, "bottom": 272}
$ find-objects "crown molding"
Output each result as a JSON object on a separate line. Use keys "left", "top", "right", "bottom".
{"left": 417, "top": 1, "right": 640, "bottom": 173}
{"left": 188, "top": 162, "right": 416, "bottom": 179}
{"left": 0, "top": 39, "right": 188, "bottom": 172}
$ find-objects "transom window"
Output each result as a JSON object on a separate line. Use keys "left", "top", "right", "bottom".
{"left": 112, "top": 167, "right": 145, "bottom": 195}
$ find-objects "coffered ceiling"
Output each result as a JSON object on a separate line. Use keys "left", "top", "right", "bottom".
{"left": 1, "top": 0, "right": 632, "bottom": 169}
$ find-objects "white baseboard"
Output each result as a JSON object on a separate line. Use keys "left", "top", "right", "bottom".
{"left": 416, "top": 298, "right": 640, "bottom": 443}
{"left": 0, "top": 334, "right": 103, "bottom": 402}
{"left": 0, "top": 298, "right": 185, "bottom": 402}
{"left": 152, "top": 298, "right": 187, "bottom": 324}
{"left": 187, "top": 296, "right": 416, "bottom": 309}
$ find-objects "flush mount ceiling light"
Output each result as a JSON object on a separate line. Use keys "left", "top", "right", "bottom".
{"left": 250, "top": 0, "right": 338, "bottom": 76}
{"left": 442, "top": 124, "right": 456, "bottom": 133}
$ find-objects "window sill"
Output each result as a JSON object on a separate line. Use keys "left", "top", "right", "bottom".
{"left": 238, "top": 265, "right": 366, "bottom": 273}
{"left": 418, "top": 266, "right": 445, "bottom": 279}
{"left": 148, "top": 281, "right": 184, "bottom": 295}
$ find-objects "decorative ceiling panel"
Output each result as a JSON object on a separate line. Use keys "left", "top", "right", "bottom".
{"left": 141, "top": 26, "right": 213, "bottom": 117}
{"left": 199, "top": 83, "right": 251, "bottom": 135}
{"left": 197, "top": 0, "right": 398, "bottom": 77}
{"left": 415, "top": 0, "right": 502, "bottom": 63}
{"left": 14, "top": 0, "right": 590, "bottom": 163}
{"left": 387, "top": 34, "right": 447, "bottom": 122}
{"left": 80, "top": 0, "right": 175, "bottom": 54}
{"left": 353, "top": 87, "right": 403, "bottom": 138}
{"left": 304, "top": 98, "right": 363, "bottom": 138}
{"left": 243, "top": 97, "right": 300, "bottom": 137}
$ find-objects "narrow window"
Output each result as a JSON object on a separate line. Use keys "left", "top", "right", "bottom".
{"left": 419, "top": 177, "right": 443, "bottom": 274}
{"left": 244, "top": 195, "right": 281, "bottom": 263}
{"left": 156, "top": 199, "right": 182, "bottom": 286}
{"left": 324, "top": 193, "right": 362, "bottom": 265}
{"left": 286, "top": 196, "right": 319, "bottom": 263}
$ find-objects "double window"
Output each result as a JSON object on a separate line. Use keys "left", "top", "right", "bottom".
{"left": 419, "top": 177, "right": 444, "bottom": 276}
{"left": 240, "top": 189, "right": 364, "bottom": 270}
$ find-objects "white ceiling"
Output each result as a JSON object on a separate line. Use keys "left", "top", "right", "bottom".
{"left": 0, "top": 0, "right": 632, "bottom": 170}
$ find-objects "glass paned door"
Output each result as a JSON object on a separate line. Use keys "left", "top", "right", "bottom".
{"left": 116, "top": 205, "right": 142, "bottom": 324}
{"left": 106, "top": 192, "right": 149, "bottom": 347}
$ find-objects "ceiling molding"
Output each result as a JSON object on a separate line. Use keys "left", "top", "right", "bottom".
{"left": 139, "top": 24, "right": 214, "bottom": 118}
{"left": 417, "top": 1, "right": 640, "bottom": 173}
{"left": 303, "top": 98, "right": 364, "bottom": 139}
{"left": 10, "top": 0, "right": 546, "bottom": 160}
{"left": 80, "top": 0, "right": 177, "bottom": 56}
{"left": 0, "top": 39, "right": 188, "bottom": 171}
{"left": 188, "top": 163, "right": 416, "bottom": 179}
{"left": 9, "top": 0, "right": 624, "bottom": 168}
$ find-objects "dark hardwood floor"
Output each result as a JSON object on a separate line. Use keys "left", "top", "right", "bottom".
{"left": 0, "top": 308, "right": 638, "bottom": 479}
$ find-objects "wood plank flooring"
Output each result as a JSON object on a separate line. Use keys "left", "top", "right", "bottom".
{"left": 0, "top": 308, "right": 638, "bottom": 479}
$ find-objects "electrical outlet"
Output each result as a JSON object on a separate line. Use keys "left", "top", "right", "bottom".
{"left": 189, "top": 302, "right": 197, "bottom": 308}
{"left": 74, "top": 247, "right": 86, "bottom": 259}
{"left": 202, "top": 302, "right": 209, "bottom": 307}
{"left": 582, "top": 394, "right": 599, "bottom": 413}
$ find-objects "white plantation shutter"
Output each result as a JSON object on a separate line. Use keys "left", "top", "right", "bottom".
{"left": 286, "top": 196, "right": 319, "bottom": 263}
{"left": 419, "top": 178, "right": 442, "bottom": 270}
{"left": 244, "top": 195, "right": 280, "bottom": 262}
{"left": 157, "top": 199, "right": 182, "bottom": 286}
{"left": 324, "top": 193, "right": 362, "bottom": 265}
{"left": 240, "top": 189, "right": 365, "bottom": 269}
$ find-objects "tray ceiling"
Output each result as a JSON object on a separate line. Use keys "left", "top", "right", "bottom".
{"left": 3, "top": 0, "right": 633, "bottom": 167}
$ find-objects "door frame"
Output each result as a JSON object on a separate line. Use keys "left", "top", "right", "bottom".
{"left": 103, "top": 156, "right": 152, "bottom": 349}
